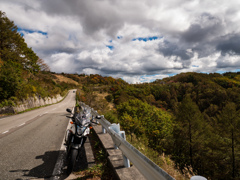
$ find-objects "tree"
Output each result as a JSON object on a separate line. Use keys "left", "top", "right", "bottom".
{"left": 0, "top": 11, "right": 40, "bottom": 72}
{"left": 0, "top": 11, "right": 41, "bottom": 101}
{"left": 173, "top": 94, "right": 205, "bottom": 171}
{"left": 117, "top": 99, "right": 173, "bottom": 152}
{"left": 37, "top": 58, "right": 50, "bottom": 71}
{"left": 216, "top": 102, "right": 240, "bottom": 179}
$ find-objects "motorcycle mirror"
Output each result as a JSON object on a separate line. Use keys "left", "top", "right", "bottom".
{"left": 96, "top": 115, "right": 101, "bottom": 119}
{"left": 66, "top": 108, "right": 72, "bottom": 113}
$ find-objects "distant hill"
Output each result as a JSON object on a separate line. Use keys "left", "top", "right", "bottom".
{"left": 80, "top": 71, "right": 240, "bottom": 180}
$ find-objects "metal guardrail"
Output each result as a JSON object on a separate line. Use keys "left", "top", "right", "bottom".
{"left": 80, "top": 102, "right": 175, "bottom": 180}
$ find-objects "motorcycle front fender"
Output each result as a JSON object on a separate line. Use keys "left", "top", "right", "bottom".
{"left": 71, "top": 143, "right": 82, "bottom": 149}
{"left": 71, "top": 136, "right": 87, "bottom": 150}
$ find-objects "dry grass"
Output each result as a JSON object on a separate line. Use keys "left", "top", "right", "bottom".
{"left": 74, "top": 129, "right": 115, "bottom": 180}
{"left": 126, "top": 135, "right": 189, "bottom": 180}
{"left": 94, "top": 92, "right": 115, "bottom": 110}
{"left": 53, "top": 74, "right": 79, "bottom": 85}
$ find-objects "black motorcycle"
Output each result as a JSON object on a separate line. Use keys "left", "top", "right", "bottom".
{"left": 65, "top": 107, "right": 99, "bottom": 175}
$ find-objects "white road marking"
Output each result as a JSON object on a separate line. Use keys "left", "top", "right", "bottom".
{"left": 2, "top": 130, "right": 9, "bottom": 134}
{"left": 40, "top": 112, "right": 48, "bottom": 116}
{"left": 51, "top": 107, "right": 74, "bottom": 179}
{"left": 18, "top": 123, "right": 25, "bottom": 127}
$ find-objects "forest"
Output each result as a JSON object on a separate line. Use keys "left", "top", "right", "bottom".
{"left": 78, "top": 72, "right": 240, "bottom": 180}
{"left": 1, "top": 10, "right": 240, "bottom": 179}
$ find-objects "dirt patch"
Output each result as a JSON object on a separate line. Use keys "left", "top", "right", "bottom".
{"left": 94, "top": 92, "right": 115, "bottom": 110}
{"left": 54, "top": 74, "right": 79, "bottom": 85}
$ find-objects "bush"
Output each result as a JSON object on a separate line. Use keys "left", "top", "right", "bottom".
{"left": 104, "top": 110, "right": 118, "bottom": 123}
{"left": 105, "top": 94, "right": 113, "bottom": 102}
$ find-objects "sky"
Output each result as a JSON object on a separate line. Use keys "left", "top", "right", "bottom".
{"left": 1, "top": 0, "right": 240, "bottom": 83}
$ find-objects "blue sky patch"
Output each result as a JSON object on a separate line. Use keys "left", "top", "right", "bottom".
{"left": 192, "top": 65, "right": 199, "bottom": 67}
{"left": 106, "top": 45, "right": 114, "bottom": 50}
{"left": 139, "top": 74, "right": 169, "bottom": 83}
{"left": 132, "top": 36, "right": 161, "bottom": 42}
{"left": 215, "top": 70, "right": 226, "bottom": 74}
{"left": 168, "top": 73, "right": 177, "bottom": 77}
{"left": 215, "top": 69, "right": 240, "bottom": 75}
{"left": 17, "top": 28, "right": 48, "bottom": 36}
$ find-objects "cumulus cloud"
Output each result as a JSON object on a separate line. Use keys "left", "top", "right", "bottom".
{"left": 1, "top": 0, "right": 240, "bottom": 83}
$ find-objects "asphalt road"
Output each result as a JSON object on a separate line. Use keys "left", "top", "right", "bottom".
{"left": 0, "top": 90, "right": 76, "bottom": 180}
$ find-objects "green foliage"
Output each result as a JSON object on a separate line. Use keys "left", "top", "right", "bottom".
{"left": 173, "top": 95, "right": 205, "bottom": 173}
{"left": 0, "top": 11, "right": 37, "bottom": 101}
{"left": 117, "top": 99, "right": 173, "bottom": 152}
{"left": 104, "top": 110, "right": 118, "bottom": 123}
{"left": 214, "top": 102, "right": 240, "bottom": 179}
{"left": 102, "top": 71, "right": 240, "bottom": 179}
{"left": 214, "top": 76, "right": 240, "bottom": 88}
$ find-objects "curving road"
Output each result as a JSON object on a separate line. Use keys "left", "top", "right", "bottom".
{"left": 0, "top": 90, "right": 76, "bottom": 179}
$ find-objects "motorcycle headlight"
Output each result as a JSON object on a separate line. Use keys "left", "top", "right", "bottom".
{"left": 77, "top": 126, "right": 86, "bottom": 135}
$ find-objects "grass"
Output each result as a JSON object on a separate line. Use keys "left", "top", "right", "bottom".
{"left": 74, "top": 128, "right": 115, "bottom": 180}
{"left": 126, "top": 134, "right": 190, "bottom": 180}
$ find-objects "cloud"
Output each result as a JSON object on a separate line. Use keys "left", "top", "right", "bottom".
{"left": 122, "top": 74, "right": 169, "bottom": 84}
{"left": 158, "top": 40, "right": 194, "bottom": 61}
{"left": 1, "top": 0, "right": 240, "bottom": 83}
{"left": 181, "top": 13, "right": 224, "bottom": 43}
{"left": 216, "top": 34, "right": 240, "bottom": 55}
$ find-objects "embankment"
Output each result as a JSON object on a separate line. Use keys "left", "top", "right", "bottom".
{"left": 0, "top": 94, "right": 64, "bottom": 114}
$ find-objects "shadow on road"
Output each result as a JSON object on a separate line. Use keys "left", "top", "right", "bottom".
{"left": 9, "top": 147, "right": 88, "bottom": 180}
{"left": 10, "top": 150, "right": 59, "bottom": 179}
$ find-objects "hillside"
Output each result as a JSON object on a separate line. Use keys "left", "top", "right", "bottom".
{"left": 76, "top": 71, "right": 240, "bottom": 180}
{"left": 53, "top": 74, "right": 79, "bottom": 85}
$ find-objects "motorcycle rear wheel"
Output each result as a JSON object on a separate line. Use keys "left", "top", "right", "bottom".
{"left": 67, "top": 149, "right": 78, "bottom": 175}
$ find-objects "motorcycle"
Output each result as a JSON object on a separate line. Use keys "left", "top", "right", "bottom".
{"left": 65, "top": 107, "right": 99, "bottom": 175}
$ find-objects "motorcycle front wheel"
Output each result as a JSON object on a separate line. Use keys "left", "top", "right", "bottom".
{"left": 67, "top": 149, "right": 78, "bottom": 175}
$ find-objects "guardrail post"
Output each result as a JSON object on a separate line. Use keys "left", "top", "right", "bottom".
{"left": 101, "top": 115, "right": 106, "bottom": 133}
{"left": 109, "top": 123, "right": 120, "bottom": 149}
{"left": 102, "top": 126, "right": 106, "bottom": 133}
{"left": 109, "top": 124, "right": 130, "bottom": 168}
{"left": 92, "top": 109, "right": 99, "bottom": 124}
{"left": 190, "top": 176, "right": 207, "bottom": 180}
{"left": 119, "top": 131, "right": 130, "bottom": 168}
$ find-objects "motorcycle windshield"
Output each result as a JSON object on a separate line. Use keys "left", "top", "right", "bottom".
{"left": 76, "top": 107, "right": 91, "bottom": 126}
